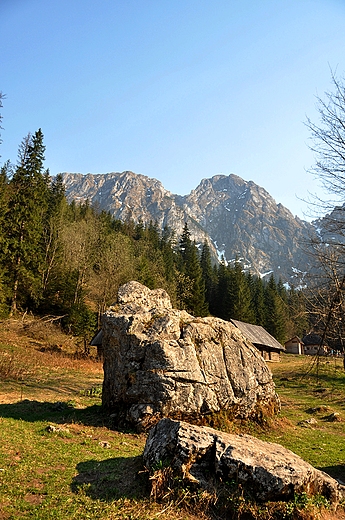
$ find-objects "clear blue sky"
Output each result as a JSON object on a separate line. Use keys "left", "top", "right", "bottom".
{"left": 1, "top": 0, "right": 345, "bottom": 219}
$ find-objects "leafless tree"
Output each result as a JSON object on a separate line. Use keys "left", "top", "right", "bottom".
{"left": 306, "top": 71, "right": 345, "bottom": 201}
{"left": 305, "top": 71, "right": 345, "bottom": 361}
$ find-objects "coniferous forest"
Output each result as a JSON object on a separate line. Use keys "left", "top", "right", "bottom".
{"left": 0, "top": 129, "right": 309, "bottom": 344}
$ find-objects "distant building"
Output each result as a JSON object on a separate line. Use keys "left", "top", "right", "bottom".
{"left": 90, "top": 329, "right": 103, "bottom": 359}
{"left": 301, "top": 333, "right": 329, "bottom": 356}
{"left": 284, "top": 336, "right": 304, "bottom": 355}
{"left": 231, "top": 319, "right": 285, "bottom": 362}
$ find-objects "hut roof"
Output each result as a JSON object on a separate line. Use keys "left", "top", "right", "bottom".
{"left": 285, "top": 336, "right": 304, "bottom": 345}
{"left": 90, "top": 329, "right": 103, "bottom": 346}
{"left": 302, "top": 333, "right": 323, "bottom": 346}
{"left": 231, "top": 319, "right": 285, "bottom": 352}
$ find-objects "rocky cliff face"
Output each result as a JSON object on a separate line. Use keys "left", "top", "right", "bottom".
{"left": 61, "top": 171, "right": 313, "bottom": 284}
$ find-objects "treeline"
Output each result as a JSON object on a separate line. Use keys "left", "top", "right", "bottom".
{"left": 0, "top": 129, "right": 308, "bottom": 343}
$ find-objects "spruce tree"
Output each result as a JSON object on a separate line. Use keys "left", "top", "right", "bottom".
{"left": 228, "top": 259, "right": 255, "bottom": 322}
{"left": 40, "top": 173, "right": 68, "bottom": 308}
{"left": 200, "top": 241, "right": 217, "bottom": 313}
{"left": 264, "top": 274, "right": 287, "bottom": 343}
{"left": 6, "top": 129, "right": 49, "bottom": 313}
{"left": 178, "top": 223, "right": 208, "bottom": 316}
{"left": 286, "top": 286, "right": 308, "bottom": 339}
{"left": 250, "top": 274, "right": 266, "bottom": 325}
{"left": 0, "top": 161, "right": 11, "bottom": 254}
{"left": 214, "top": 258, "right": 231, "bottom": 320}
{"left": 0, "top": 161, "right": 11, "bottom": 314}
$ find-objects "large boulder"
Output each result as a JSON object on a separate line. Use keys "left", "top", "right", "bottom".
{"left": 144, "top": 418, "right": 345, "bottom": 503}
{"left": 102, "top": 281, "right": 280, "bottom": 430}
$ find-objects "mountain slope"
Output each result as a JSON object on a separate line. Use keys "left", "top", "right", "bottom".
{"left": 61, "top": 171, "right": 314, "bottom": 284}
{"left": 182, "top": 174, "right": 313, "bottom": 281}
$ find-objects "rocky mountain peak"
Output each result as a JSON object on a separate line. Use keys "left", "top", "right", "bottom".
{"left": 60, "top": 170, "right": 313, "bottom": 284}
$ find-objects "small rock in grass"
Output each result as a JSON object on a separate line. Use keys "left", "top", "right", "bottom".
{"left": 324, "top": 412, "right": 342, "bottom": 422}
{"left": 306, "top": 405, "right": 330, "bottom": 414}
{"left": 298, "top": 418, "right": 318, "bottom": 427}
{"left": 45, "top": 424, "right": 70, "bottom": 434}
{"left": 99, "top": 441, "right": 111, "bottom": 448}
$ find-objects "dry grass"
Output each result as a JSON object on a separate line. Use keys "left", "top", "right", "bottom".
{"left": 0, "top": 316, "right": 103, "bottom": 405}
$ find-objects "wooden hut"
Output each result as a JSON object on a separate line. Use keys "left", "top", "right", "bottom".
{"left": 231, "top": 319, "right": 285, "bottom": 362}
{"left": 90, "top": 329, "right": 103, "bottom": 359}
{"left": 284, "top": 336, "right": 304, "bottom": 355}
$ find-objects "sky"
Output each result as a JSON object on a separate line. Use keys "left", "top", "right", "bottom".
{"left": 1, "top": 0, "right": 345, "bottom": 220}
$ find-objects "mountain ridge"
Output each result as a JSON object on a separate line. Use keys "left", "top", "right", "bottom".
{"left": 61, "top": 170, "right": 314, "bottom": 285}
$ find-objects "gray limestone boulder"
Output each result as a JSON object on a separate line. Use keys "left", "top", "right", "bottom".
{"left": 102, "top": 281, "right": 280, "bottom": 430}
{"left": 144, "top": 418, "right": 345, "bottom": 503}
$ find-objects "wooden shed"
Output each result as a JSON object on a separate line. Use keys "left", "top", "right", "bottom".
{"left": 90, "top": 329, "right": 104, "bottom": 359}
{"left": 231, "top": 319, "right": 285, "bottom": 362}
{"left": 284, "top": 336, "right": 304, "bottom": 355}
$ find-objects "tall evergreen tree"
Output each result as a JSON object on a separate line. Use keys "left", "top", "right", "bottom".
{"left": 286, "top": 286, "right": 308, "bottom": 339}
{"left": 178, "top": 223, "right": 208, "bottom": 316}
{"left": 40, "top": 173, "right": 68, "bottom": 306}
{"left": 0, "top": 161, "right": 11, "bottom": 315}
{"left": 200, "top": 241, "right": 217, "bottom": 313}
{"left": 250, "top": 274, "right": 266, "bottom": 325}
{"left": 264, "top": 274, "right": 287, "bottom": 343}
{"left": 5, "top": 129, "right": 49, "bottom": 313}
{"left": 228, "top": 259, "right": 255, "bottom": 322}
{"left": 0, "top": 161, "right": 11, "bottom": 252}
{"left": 214, "top": 258, "right": 231, "bottom": 320}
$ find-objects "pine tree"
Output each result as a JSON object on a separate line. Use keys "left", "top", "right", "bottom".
{"left": 178, "top": 223, "right": 208, "bottom": 316}
{"left": 214, "top": 259, "right": 231, "bottom": 320}
{"left": 5, "top": 130, "right": 49, "bottom": 313}
{"left": 200, "top": 241, "right": 217, "bottom": 313}
{"left": 178, "top": 223, "right": 192, "bottom": 265}
{"left": 228, "top": 259, "right": 255, "bottom": 322}
{"left": 0, "top": 161, "right": 11, "bottom": 315}
{"left": 286, "top": 286, "right": 308, "bottom": 339}
{"left": 250, "top": 274, "right": 266, "bottom": 325}
{"left": 264, "top": 274, "right": 287, "bottom": 343}
{"left": 0, "top": 161, "right": 11, "bottom": 253}
{"left": 40, "top": 173, "right": 68, "bottom": 308}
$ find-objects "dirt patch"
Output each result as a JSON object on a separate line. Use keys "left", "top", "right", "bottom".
{"left": 24, "top": 493, "right": 45, "bottom": 505}
{"left": 27, "top": 479, "right": 45, "bottom": 490}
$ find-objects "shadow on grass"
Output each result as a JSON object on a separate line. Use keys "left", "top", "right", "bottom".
{"left": 0, "top": 399, "right": 120, "bottom": 430}
{"left": 71, "top": 455, "right": 149, "bottom": 501}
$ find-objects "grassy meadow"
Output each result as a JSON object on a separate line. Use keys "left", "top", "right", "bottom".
{"left": 1, "top": 318, "right": 345, "bottom": 519}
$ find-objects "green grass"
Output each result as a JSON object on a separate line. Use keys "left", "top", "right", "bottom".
{"left": 261, "top": 354, "right": 345, "bottom": 482}
{"left": 1, "top": 320, "right": 345, "bottom": 519}
{"left": 0, "top": 402, "right": 146, "bottom": 519}
{"left": 0, "top": 320, "right": 200, "bottom": 519}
